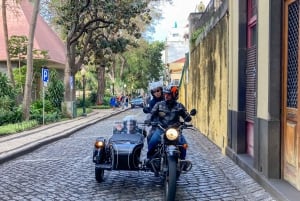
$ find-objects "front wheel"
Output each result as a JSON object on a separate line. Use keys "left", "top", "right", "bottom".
{"left": 95, "top": 167, "right": 104, "bottom": 182}
{"left": 164, "top": 157, "right": 177, "bottom": 201}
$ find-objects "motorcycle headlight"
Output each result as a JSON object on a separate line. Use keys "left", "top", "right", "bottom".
{"left": 94, "top": 141, "right": 105, "bottom": 149}
{"left": 166, "top": 128, "right": 179, "bottom": 141}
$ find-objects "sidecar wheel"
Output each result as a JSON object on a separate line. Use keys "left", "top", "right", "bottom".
{"left": 95, "top": 168, "right": 104, "bottom": 182}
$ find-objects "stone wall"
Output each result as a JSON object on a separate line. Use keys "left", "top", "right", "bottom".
{"left": 182, "top": 1, "right": 228, "bottom": 151}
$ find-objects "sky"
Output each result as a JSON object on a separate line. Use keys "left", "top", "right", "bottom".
{"left": 151, "top": 0, "right": 210, "bottom": 41}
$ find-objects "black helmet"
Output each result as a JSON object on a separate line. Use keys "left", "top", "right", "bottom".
{"left": 163, "top": 85, "right": 179, "bottom": 100}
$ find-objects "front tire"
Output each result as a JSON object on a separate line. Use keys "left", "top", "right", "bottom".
{"left": 95, "top": 168, "right": 104, "bottom": 182}
{"left": 165, "top": 157, "right": 177, "bottom": 201}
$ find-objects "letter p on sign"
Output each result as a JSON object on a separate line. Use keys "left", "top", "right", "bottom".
{"left": 42, "top": 68, "right": 49, "bottom": 86}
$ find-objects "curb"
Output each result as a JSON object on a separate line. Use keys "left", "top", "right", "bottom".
{"left": 0, "top": 109, "right": 128, "bottom": 164}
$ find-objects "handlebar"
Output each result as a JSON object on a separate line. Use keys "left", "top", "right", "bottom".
{"left": 143, "top": 121, "right": 194, "bottom": 130}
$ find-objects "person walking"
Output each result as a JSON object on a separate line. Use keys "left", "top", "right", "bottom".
{"left": 110, "top": 96, "right": 116, "bottom": 110}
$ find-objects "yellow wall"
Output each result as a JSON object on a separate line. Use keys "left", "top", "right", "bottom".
{"left": 228, "top": 0, "right": 239, "bottom": 111}
{"left": 183, "top": 16, "right": 228, "bottom": 150}
{"left": 257, "top": 0, "right": 270, "bottom": 119}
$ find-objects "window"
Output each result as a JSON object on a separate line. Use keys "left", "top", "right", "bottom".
{"left": 247, "top": 0, "right": 257, "bottom": 47}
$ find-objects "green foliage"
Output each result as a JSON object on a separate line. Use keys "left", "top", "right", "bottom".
{"left": 0, "top": 72, "right": 16, "bottom": 101}
{"left": 89, "top": 91, "right": 97, "bottom": 105}
{"left": 8, "top": 35, "right": 27, "bottom": 59}
{"left": 0, "top": 120, "right": 38, "bottom": 135}
{"left": 45, "top": 69, "right": 64, "bottom": 110}
{"left": 75, "top": 65, "right": 97, "bottom": 93}
{"left": 0, "top": 96, "right": 14, "bottom": 109}
{"left": 8, "top": 35, "right": 49, "bottom": 65}
{"left": 76, "top": 107, "right": 93, "bottom": 116}
{"left": 0, "top": 106, "right": 22, "bottom": 126}
{"left": 50, "top": 0, "right": 151, "bottom": 68}
{"left": 90, "top": 105, "right": 110, "bottom": 109}
{"left": 76, "top": 96, "right": 92, "bottom": 108}
{"left": 122, "top": 40, "right": 165, "bottom": 90}
{"left": 30, "top": 99, "right": 61, "bottom": 124}
{"left": 191, "top": 27, "right": 205, "bottom": 44}
{"left": 9, "top": 35, "right": 49, "bottom": 100}
{"left": 30, "top": 99, "right": 54, "bottom": 114}
{"left": 13, "top": 65, "right": 26, "bottom": 93}
{"left": 102, "top": 96, "right": 111, "bottom": 106}
{"left": 0, "top": 73, "right": 21, "bottom": 126}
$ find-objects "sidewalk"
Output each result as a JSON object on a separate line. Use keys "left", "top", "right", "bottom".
{"left": 0, "top": 108, "right": 127, "bottom": 164}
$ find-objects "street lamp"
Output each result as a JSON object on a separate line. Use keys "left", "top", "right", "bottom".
{"left": 81, "top": 67, "right": 87, "bottom": 116}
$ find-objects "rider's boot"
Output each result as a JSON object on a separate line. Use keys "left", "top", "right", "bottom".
{"left": 181, "top": 160, "right": 192, "bottom": 171}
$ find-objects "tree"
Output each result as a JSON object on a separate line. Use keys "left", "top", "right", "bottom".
{"left": 1, "top": 0, "right": 15, "bottom": 87}
{"left": 122, "top": 40, "right": 165, "bottom": 90}
{"left": 50, "top": 1, "right": 151, "bottom": 113}
{"left": 42, "top": 0, "right": 170, "bottom": 108}
{"left": 22, "top": 0, "right": 41, "bottom": 120}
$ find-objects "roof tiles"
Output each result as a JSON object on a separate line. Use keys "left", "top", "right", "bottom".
{"left": 0, "top": 0, "right": 65, "bottom": 65}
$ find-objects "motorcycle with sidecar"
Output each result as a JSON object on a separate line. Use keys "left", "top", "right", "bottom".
{"left": 92, "top": 110, "right": 196, "bottom": 201}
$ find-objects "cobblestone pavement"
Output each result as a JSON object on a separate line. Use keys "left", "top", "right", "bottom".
{"left": 0, "top": 109, "right": 276, "bottom": 201}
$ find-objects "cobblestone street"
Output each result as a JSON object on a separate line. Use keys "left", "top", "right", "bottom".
{"left": 0, "top": 109, "right": 276, "bottom": 201}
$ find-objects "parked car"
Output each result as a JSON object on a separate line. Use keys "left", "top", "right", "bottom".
{"left": 130, "top": 96, "right": 144, "bottom": 108}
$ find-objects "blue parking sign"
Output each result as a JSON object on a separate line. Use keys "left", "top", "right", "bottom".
{"left": 42, "top": 68, "right": 49, "bottom": 83}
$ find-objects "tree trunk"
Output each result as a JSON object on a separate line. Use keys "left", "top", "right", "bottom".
{"left": 2, "top": 0, "right": 15, "bottom": 87}
{"left": 22, "top": 0, "right": 40, "bottom": 120}
{"left": 63, "top": 60, "right": 72, "bottom": 101}
{"left": 97, "top": 65, "right": 105, "bottom": 105}
{"left": 64, "top": 42, "right": 79, "bottom": 102}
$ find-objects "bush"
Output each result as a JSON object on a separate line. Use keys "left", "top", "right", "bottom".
{"left": 0, "top": 72, "right": 16, "bottom": 101}
{"left": 76, "top": 96, "right": 92, "bottom": 108}
{"left": 45, "top": 70, "right": 64, "bottom": 111}
{"left": 89, "top": 91, "right": 97, "bottom": 105}
{"left": 0, "top": 83, "right": 22, "bottom": 126}
{"left": 103, "top": 96, "right": 111, "bottom": 106}
{"left": 0, "top": 106, "right": 22, "bottom": 126}
{"left": 30, "top": 99, "right": 61, "bottom": 124}
{"left": 0, "top": 95, "right": 15, "bottom": 110}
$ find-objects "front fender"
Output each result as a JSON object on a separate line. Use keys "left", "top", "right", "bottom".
{"left": 166, "top": 145, "right": 180, "bottom": 157}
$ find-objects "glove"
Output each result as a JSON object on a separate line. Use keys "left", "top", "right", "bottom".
{"left": 178, "top": 109, "right": 185, "bottom": 116}
{"left": 184, "top": 115, "right": 192, "bottom": 122}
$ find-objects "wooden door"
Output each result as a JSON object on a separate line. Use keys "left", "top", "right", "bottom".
{"left": 282, "top": 0, "right": 300, "bottom": 190}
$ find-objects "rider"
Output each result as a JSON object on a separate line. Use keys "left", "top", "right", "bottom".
{"left": 123, "top": 116, "right": 139, "bottom": 134}
{"left": 149, "top": 82, "right": 164, "bottom": 110}
{"left": 121, "top": 115, "right": 146, "bottom": 137}
{"left": 146, "top": 85, "right": 192, "bottom": 160}
{"left": 144, "top": 82, "right": 164, "bottom": 142}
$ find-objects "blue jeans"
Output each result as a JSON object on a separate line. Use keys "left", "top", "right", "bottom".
{"left": 147, "top": 128, "right": 187, "bottom": 159}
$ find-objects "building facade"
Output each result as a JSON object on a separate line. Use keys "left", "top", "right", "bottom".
{"left": 181, "top": 0, "right": 300, "bottom": 198}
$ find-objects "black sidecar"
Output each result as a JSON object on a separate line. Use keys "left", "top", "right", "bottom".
{"left": 92, "top": 117, "right": 145, "bottom": 182}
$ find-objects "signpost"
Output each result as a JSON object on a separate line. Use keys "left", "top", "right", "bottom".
{"left": 42, "top": 68, "right": 49, "bottom": 86}
{"left": 42, "top": 67, "right": 49, "bottom": 125}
